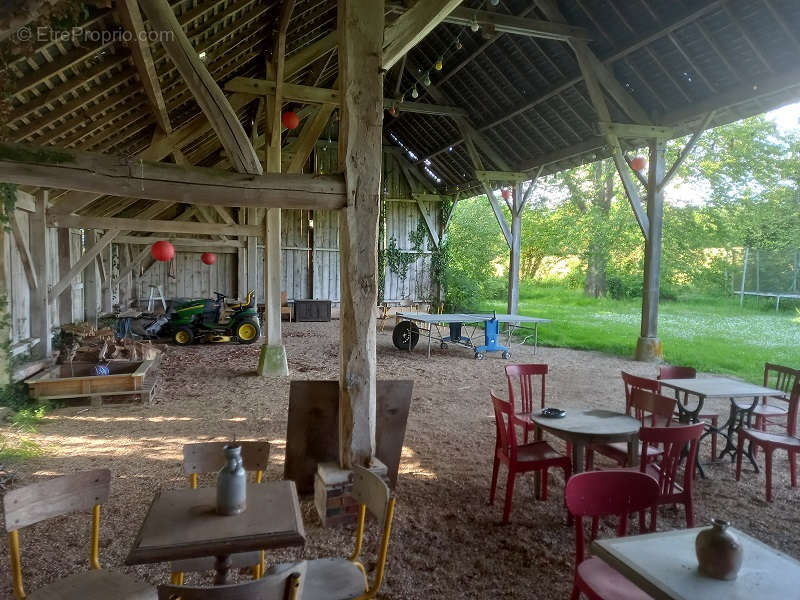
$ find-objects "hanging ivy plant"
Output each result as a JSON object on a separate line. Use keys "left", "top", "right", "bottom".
{"left": 0, "top": 182, "right": 17, "bottom": 230}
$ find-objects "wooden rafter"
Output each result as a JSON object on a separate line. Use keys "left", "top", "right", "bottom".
{"left": 0, "top": 142, "right": 347, "bottom": 210}
{"left": 390, "top": 5, "right": 592, "bottom": 42}
{"left": 49, "top": 214, "right": 261, "bottom": 236}
{"left": 139, "top": 0, "right": 263, "bottom": 175}
{"left": 117, "top": 0, "right": 172, "bottom": 133}
{"left": 382, "top": 0, "right": 463, "bottom": 70}
{"left": 7, "top": 212, "right": 38, "bottom": 290}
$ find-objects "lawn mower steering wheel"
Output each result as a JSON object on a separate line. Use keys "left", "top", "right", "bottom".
{"left": 214, "top": 291, "right": 226, "bottom": 302}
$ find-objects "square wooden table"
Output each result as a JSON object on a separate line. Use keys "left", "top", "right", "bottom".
{"left": 592, "top": 527, "right": 800, "bottom": 600}
{"left": 126, "top": 481, "right": 305, "bottom": 584}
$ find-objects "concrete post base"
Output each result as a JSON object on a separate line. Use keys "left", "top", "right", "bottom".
{"left": 314, "top": 459, "right": 388, "bottom": 527}
{"left": 634, "top": 336, "right": 663, "bottom": 362}
{"left": 256, "top": 343, "right": 288, "bottom": 377}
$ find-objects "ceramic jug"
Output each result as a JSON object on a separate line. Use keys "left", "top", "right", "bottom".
{"left": 216, "top": 443, "right": 246, "bottom": 515}
{"left": 695, "top": 519, "right": 743, "bottom": 580}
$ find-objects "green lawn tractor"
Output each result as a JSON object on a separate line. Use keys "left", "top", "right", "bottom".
{"left": 167, "top": 290, "right": 261, "bottom": 345}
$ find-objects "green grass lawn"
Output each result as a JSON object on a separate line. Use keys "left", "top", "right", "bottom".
{"left": 480, "top": 285, "right": 800, "bottom": 383}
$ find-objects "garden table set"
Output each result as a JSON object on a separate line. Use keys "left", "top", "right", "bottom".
{"left": 126, "top": 481, "right": 306, "bottom": 584}
{"left": 496, "top": 361, "right": 800, "bottom": 600}
{"left": 659, "top": 376, "right": 783, "bottom": 469}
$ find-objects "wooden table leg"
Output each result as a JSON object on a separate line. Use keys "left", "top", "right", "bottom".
{"left": 214, "top": 554, "right": 233, "bottom": 585}
{"left": 572, "top": 440, "right": 585, "bottom": 474}
{"left": 627, "top": 435, "right": 639, "bottom": 467}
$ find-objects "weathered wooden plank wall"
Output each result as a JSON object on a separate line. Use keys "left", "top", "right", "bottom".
{"left": 135, "top": 251, "right": 237, "bottom": 300}
{"left": 382, "top": 151, "right": 439, "bottom": 303}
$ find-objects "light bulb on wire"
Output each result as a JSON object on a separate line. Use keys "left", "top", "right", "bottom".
{"left": 411, "top": 85, "right": 419, "bottom": 99}
{"left": 435, "top": 56, "right": 443, "bottom": 71}
{"left": 489, "top": 0, "right": 500, "bottom": 5}
{"left": 455, "top": 37, "right": 463, "bottom": 50}
{"left": 422, "top": 71, "right": 431, "bottom": 87}
{"left": 470, "top": 17, "right": 479, "bottom": 32}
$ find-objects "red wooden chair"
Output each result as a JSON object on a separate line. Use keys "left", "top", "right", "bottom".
{"left": 657, "top": 365, "right": 718, "bottom": 460}
{"left": 489, "top": 392, "right": 571, "bottom": 523}
{"left": 504, "top": 364, "right": 548, "bottom": 443}
{"left": 736, "top": 379, "right": 800, "bottom": 501}
{"left": 751, "top": 363, "right": 800, "bottom": 432}
{"left": 586, "top": 388, "right": 676, "bottom": 470}
{"left": 566, "top": 470, "right": 659, "bottom": 600}
{"left": 637, "top": 422, "right": 705, "bottom": 531}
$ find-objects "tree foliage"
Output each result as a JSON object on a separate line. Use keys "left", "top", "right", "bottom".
{"left": 444, "top": 111, "right": 800, "bottom": 307}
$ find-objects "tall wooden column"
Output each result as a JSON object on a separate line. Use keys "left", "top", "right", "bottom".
{"left": 0, "top": 215, "right": 9, "bottom": 386}
{"left": 29, "top": 191, "right": 51, "bottom": 358}
{"left": 337, "top": 0, "right": 383, "bottom": 468}
{"left": 507, "top": 182, "right": 523, "bottom": 315}
{"left": 635, "top": 139, "right": 666, "bottom": 361}
{"left": 84, "top": 230, "right": 99, "bottom": 327}
{"left": 57, "top": 229, "right": 74, "bottom": 324}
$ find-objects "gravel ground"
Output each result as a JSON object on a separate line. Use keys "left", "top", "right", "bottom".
{"left": 1, "top": 320, "right": 798, "bottom": 599}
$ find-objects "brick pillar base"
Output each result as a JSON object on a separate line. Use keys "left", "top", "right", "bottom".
{"left": 314, "top": 459, "right": 388, "bottom": 527}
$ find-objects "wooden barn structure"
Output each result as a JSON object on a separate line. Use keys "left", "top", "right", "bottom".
{"left": 0, "top": 0, "right": 799, "bottom": 465}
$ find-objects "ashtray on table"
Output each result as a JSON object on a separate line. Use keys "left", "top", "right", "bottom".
{"left": 540, "top": 408, "right": 567, "bottom": 418}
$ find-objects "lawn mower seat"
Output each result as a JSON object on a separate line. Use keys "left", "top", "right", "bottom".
{"left": 226, "top": 290, "right": 256, "bottom": 311}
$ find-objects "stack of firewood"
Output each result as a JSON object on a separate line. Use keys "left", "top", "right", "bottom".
{"left": 56, "top": 323, "right": 163, "bottom": 364}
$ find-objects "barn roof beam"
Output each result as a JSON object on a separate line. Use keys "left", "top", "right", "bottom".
{"left": 419, "top": 0, "right": 725, "bottom": 166}
{"left": 0, "top": 142, "right": 347, "bottom": 210}
{"left": 382, "top": 0, "right": 463, "bottom": 70}
{"left": 225, "top": 77, "right": 467, "bottom": 117}
{"left": 388, "top": 5, "right": 592, "bottom": 42}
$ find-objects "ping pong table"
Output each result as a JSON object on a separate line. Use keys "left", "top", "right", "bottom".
{"left": 392, "top": 312, "right": 551, "bottom": 359}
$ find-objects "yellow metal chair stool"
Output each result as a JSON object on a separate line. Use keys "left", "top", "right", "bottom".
{"left": 170, "top": 441, "right": 271, "bottom": 584}
{"left": 267, "top": 465, "right": 396, "bottom": 600}
{"left": 3, "top": 468, "right": 154, "bottom": 600}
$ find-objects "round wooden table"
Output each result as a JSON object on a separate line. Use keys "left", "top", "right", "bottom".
{"left": 530, "top": 409, "right": 640, "bottom": 474}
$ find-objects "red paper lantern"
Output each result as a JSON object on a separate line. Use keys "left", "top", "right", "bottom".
{"left": 630, "top": 156, "right": 647, "bottom": 171}
{"left": 281, "top": 111, "right": 299, "bottom": 130}
{"left": 151, "top": 240, "right": 174, "bottom": 262}
{"left": 501, "top": 188, "right": 511, "bottom": 201}
{"left": 201, "top": 252, "right": 216, "bottom": 266}
{"left": 388, "top": 106, "right": 396, "bottom": 116}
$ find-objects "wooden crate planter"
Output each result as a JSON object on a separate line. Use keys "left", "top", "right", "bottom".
{"left": 26, "top": 360, "right": 158, "bottom": 407}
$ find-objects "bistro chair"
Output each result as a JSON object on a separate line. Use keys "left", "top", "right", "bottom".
{"left": 566, "top": 470, "right": 660, "bottom": 600}
{"left": 657, "top": 365, "right": 719, "bottom": 460}
{"left": 586, "top": 388, "right": 676, "bottom": 470}
{"left": 751, "top": 363, "right": 800, "bottom": 432}
{"left": 736, "top": 379, "right": 800, "bottom": 502}
{"left": 3, "top": 468, "right": 155, "bottom": 600}
{"left": 504, "top": 363, "right": 548, "bottom": 443}
{"left": 267, "top": 465, "right": 395, "bottom": 600}
{"left": 489, "top": 392, "right": 571, "bottom": 523}
{"left": 170, "top": 441, "right": 271, "bottom": 584}
{"left": 637, "top": 422, "right": 705, "bottom": 530}
{"left": 157, "top": 565, "right": 304, "bottom": 600}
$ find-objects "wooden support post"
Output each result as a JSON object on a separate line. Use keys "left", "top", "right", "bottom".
{"left": 84, "top": 230, "right": 100, "bottom": 327}
{"left": 507, "top": 182, "right": 522, "bottom": 315}
{"left": 0, "top": 221, "right": 8, "bottom": 386}
{"left": 246, "top": 208, "right": 259, "bottom": 305}
{"left": 118, "top": 244, "right": 131, "bottom": 310}
{"left": 338, "top": 0, "right": 383, "bottom": 468}
{"left": 635, "top": 139, "right": 666, "bottom": 362}
{"left": 29, "top": 191, "right": 51, "bottom": 358}
{"left": 102, "top": 243, "right": 113, "bottom": 313}
{"left": 257, "top": 4, "right": 293, "bottom": 378}
{"left": 57, "top": 229, "right": 74, "bottom": 324}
